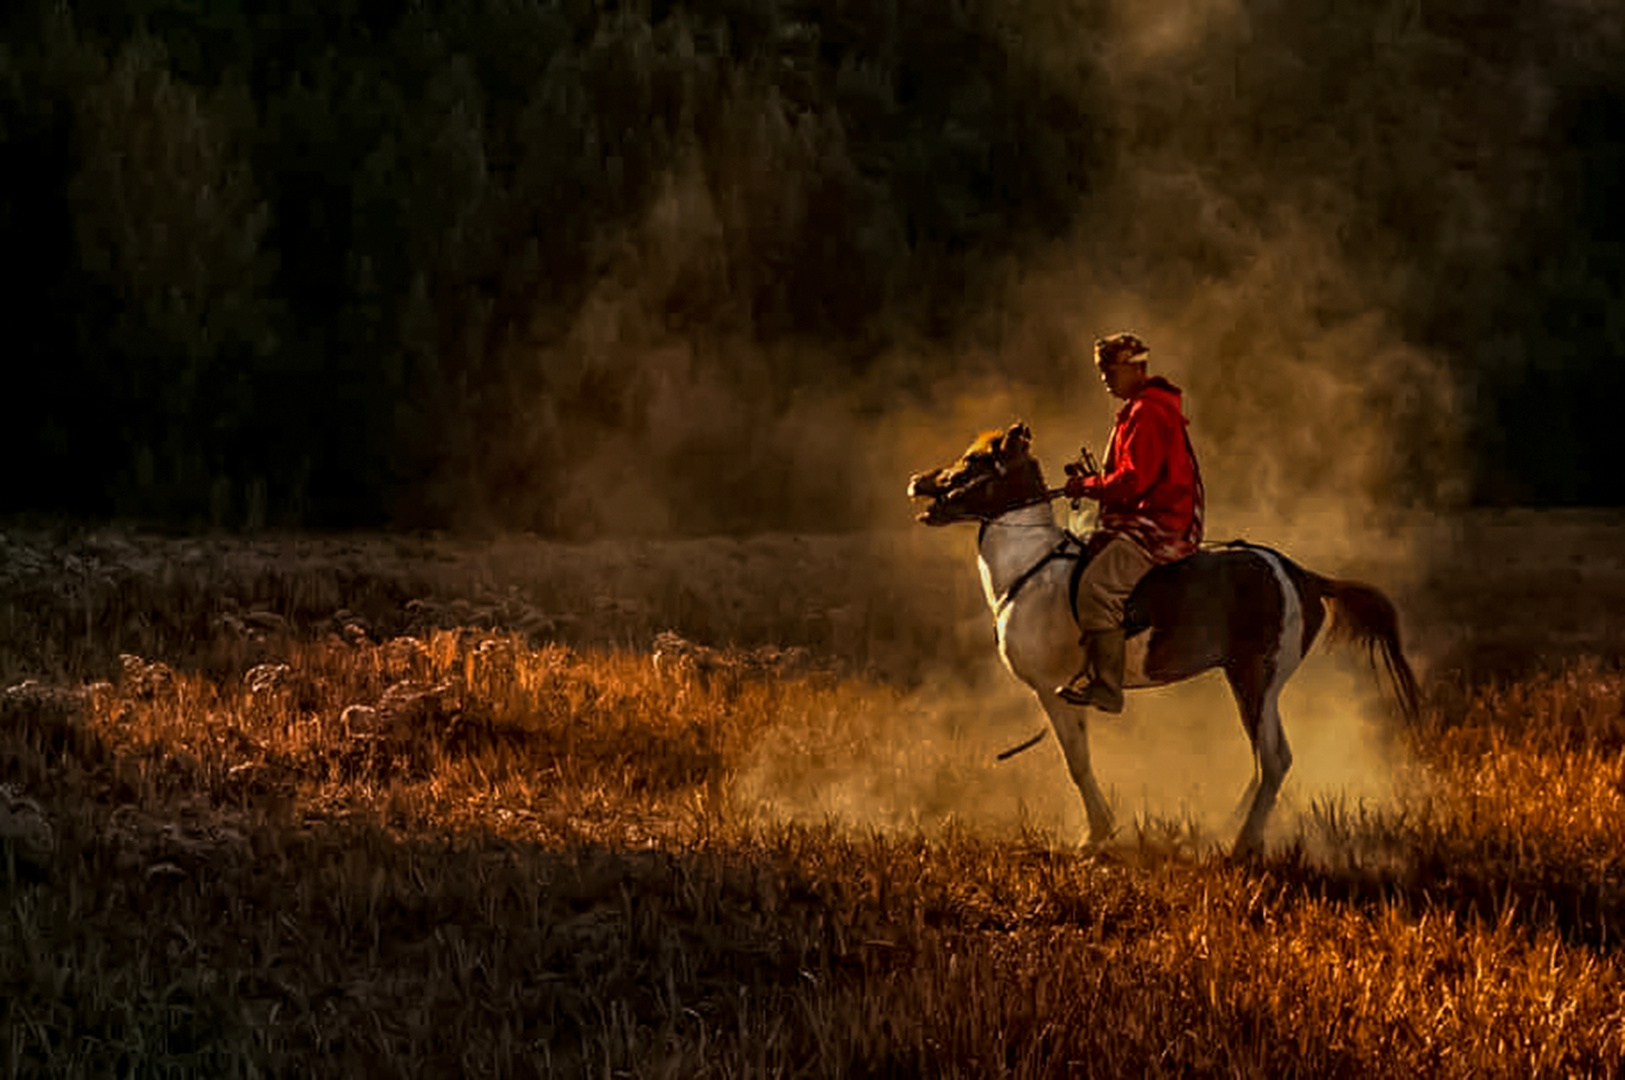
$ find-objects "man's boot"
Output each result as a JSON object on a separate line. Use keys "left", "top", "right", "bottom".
{"left": 1057, "top": 629, "right": 1126, "bottom": 713}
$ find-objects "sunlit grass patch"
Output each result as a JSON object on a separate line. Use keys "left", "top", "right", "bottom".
{"left": 60, "top": 633, "right": 794, "bottom": 837}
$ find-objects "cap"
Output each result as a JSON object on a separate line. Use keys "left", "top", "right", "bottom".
{"left": 1093, "top": 332, "right": 1149, "bottom": 366}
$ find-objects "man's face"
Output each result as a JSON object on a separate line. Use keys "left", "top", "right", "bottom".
{"left": 1097, "top": 358, "right": 1146, "bottom": 400}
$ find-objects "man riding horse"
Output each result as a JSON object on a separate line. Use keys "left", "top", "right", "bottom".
{"left": 906, "top": 363, "right": 1417, "bottom": 855}
{"left": 1058, "top": 332, "right": 1205, "bottom": 713}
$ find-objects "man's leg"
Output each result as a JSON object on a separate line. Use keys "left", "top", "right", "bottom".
{"left": 1057, "top": 536, "right": 1153, "bottom": 712}
{"left": 1065, "top": 628, "right": 1127, "bottom": 712}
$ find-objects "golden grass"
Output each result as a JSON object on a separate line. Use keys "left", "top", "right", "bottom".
{"left": 3, "top": 526, "right": 1625, "bottom": 1076}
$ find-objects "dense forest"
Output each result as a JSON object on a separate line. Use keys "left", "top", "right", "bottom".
{"left": 2, "top": 0, "right": 1622, "bottom": 533}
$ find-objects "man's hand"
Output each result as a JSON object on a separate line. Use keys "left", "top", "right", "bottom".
{"left": 1062, "top": 445, "right": 1099, "bottom": 501}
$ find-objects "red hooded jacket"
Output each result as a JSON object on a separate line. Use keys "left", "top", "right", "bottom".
{"left": 1072, "top": 377, "right": 1204, "bottom": 563}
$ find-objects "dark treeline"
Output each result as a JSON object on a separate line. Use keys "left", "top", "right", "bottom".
{"left": 1, "top": 0, "right": 1621, "bottom": 533}
{"left": 3, "top": 0, "right": 1097, "bottom": 531}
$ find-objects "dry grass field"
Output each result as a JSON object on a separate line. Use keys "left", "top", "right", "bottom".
{"left": 4, "top": 516, "right": 1625, "bottom": 1077}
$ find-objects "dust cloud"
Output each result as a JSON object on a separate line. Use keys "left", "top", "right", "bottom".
{"left": 728, "top": 636, "right": 1422, "bottom": 850}
{"left": 557, "top": 0, "right": 1514, "bottom": 844}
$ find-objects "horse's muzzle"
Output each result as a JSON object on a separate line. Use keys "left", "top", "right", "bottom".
{"left": 906, "top": 470, "right": 942, "bottom": 499}
{"left": 908, "top": 471, "right": 952, "bottom": 524}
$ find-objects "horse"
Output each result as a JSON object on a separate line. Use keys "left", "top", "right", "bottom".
{"left": 906, "top": 421, "right": 1420, "bottom": 857}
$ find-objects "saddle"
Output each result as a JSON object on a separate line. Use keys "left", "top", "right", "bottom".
{"left": 994, "top": 533, "right": 1247, "bottom": 646}
{"left": 1065, "top": 536, "right": 1252, "bottom": 640}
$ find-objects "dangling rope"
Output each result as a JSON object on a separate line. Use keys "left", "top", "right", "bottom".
{"left": 996, "top": 728, "right": 1048, "bottom": 761}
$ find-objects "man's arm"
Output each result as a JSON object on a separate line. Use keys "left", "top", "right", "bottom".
{"left": 1066, "top": 403, "right": 1169, "bottom": 503}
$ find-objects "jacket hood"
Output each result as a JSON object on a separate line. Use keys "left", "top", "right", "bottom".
{"left": 1130, "top": 377, "right": 1187, "bottom": 423}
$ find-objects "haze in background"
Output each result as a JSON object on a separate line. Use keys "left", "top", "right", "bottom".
{"left": 732, "top": 0, "right": 1487, "bottom": 839}
{"left": 559, "top": 0, "right": 1505, "bottom": 547}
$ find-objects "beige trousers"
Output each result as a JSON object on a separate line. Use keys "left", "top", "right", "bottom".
{"left": 1074, "top": 535, "right": 1154, "bottom": 632}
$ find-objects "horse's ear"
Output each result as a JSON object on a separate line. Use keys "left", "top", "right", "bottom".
{"left": 1003, "top": 422, "right": 1032, "bottom": 456}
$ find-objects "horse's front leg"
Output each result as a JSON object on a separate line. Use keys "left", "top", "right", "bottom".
{"left": 1038, "top": 689, "right": 1115, "bottom": 845}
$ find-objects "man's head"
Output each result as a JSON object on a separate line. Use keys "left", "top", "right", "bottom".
{"left": 1093, "top": 332, "right": 1150, "bottom": 400}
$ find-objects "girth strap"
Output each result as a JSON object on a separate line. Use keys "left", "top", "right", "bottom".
{"left": 1068, "top": 551, "right": 1089, "bottom": 626}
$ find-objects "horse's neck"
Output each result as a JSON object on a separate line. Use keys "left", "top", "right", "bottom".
{"left": 976, "top": 503, "right": 1063, "bottom": 609}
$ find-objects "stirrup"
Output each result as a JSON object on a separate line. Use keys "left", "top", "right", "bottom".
{"left": 1056, "top": 677, "right": 1124, "bottom": 713}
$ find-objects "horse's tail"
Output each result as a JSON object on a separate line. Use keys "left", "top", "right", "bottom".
{"left": 1309, "top": 574, "right": 1422, "bottom": 725}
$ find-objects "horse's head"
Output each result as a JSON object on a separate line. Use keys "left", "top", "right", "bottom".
{"left": 907, "top": 422, "right": 1049, "bottom": 525}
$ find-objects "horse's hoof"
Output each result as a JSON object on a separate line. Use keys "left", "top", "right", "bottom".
{"left": 1080, "top": 840, "right": 1122, "bottom": 863}
{"left": 1080, "top": 825, "right": 1120, "bottom": 854}
{"left": 1227, "top": 839, "right": 1265, "bottom": 864}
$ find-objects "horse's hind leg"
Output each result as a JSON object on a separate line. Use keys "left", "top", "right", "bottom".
{"left": 1225, "top": 661, "right": 1294, "bottom": 858}
{"left": 1223, "top": 663, "right": 1264, "bottom": 826}
{"left": 1040, "top": 691, "right": 1115, "bottom": 845}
